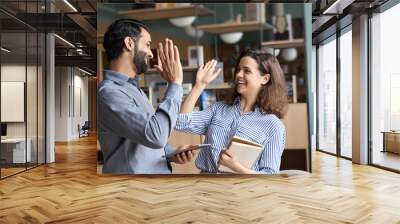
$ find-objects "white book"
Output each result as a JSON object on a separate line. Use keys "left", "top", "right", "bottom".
{"left": 219, "top": 136, "right": 264, "bottom": 173}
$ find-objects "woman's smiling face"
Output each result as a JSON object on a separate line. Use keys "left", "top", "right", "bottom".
{"left": 235, "top": 56, "right": 270, "bottom": 97}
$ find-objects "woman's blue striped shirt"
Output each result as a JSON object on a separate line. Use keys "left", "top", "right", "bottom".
{"left": 175, "top": 98, "right": 286, "bottom": 174}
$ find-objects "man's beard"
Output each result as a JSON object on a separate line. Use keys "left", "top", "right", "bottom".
{"left": 133, "top": 49, "right": 149, "bottom": 74}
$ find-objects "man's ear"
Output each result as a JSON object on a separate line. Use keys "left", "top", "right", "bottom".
{"left": 124, "top": 36, "right": 134, "bottom": 52}
{"left": 261, "top": 74, "right": 271, "bottom": 85}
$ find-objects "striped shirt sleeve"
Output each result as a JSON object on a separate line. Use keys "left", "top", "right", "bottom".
{"left": 175, "top": 104, "right": 216, "bottom": 135}
{"left": 254, "top": 125, "right": 286, "bottom": 174}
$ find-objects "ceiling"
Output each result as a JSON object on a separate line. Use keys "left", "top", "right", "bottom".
{"left": 310, "top": 0, "right": 390, "bottom": 43}
{"left": 0, "top": 0, "right": 97, "bottom": 74}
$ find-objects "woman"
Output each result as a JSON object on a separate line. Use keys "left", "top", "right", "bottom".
{"left": 175, "top": 49, "right": 288, "bottom": 174}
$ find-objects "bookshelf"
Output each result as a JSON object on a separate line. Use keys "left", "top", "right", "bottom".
{"left": 145, "top": 66, "right": 198, "bottom": 74}
{"left": 197, "top": 21, "right": 272, "bottom": 34}
{"left": 118, "top": 5, "right": 215, "bottom": 21}
{"left": 205, "top": 83, "right": 233, "bottom": 90}
{"left": 261, "top": 38, "right": 304, "bottom": 49}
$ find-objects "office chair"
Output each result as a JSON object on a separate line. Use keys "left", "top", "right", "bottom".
{"left": 78, "top": 121, "right": 90, "bottom": 138}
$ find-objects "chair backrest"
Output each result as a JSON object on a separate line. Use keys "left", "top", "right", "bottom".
{"left": 82, "top": 121, "right": 90, "bottom": 129}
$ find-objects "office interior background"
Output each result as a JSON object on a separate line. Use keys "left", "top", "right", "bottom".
{"left": 0, "top": 0, "right": 97, "bottom": 179}
{"left": 312, "top": 0, "right": 400, "bottom": 172}
{"left": 0, "top": 0, "right": 399, "bottom": 223}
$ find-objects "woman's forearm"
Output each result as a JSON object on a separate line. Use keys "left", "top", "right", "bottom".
{"left": 180, "top": 84, "right": 206, "bottom": 114}
{"left": 233, "top": 163, "right": 258, "bottom": 174}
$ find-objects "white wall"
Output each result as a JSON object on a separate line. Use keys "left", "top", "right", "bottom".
{"left": 55, "top": 66, "right": 70, "bottom": 141}
{"left": 55, "top": 67, "right": 89, "bottom": 141}
{"left": 1, "top": 65, "right": 37, "bottom": 138}
{"left": 72, "top": 72, "right": 89, "bottom": 138}
{"left": 1, "top": 65, "right": 26, "bottom": 130}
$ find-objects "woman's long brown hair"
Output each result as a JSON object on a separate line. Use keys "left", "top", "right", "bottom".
{"left": 230, "top": 49, "right": 288, "bottom": 119}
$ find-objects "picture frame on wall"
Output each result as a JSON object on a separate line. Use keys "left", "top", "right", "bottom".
{"left": 187, "top": 45, "right": 204, "bottom": 67}
{"left": 245, "top": 3, "right": 266, "bottom": 23}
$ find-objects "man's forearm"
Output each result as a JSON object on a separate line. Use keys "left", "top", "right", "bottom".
{"left": 143, "top": 83, "right": 183, "bottom": 148}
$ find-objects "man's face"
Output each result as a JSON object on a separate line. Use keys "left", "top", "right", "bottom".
{"left": 133, "top": 28, "right": 153, "bottom": 74}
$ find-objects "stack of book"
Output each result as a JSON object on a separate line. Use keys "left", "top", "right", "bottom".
{"left": 218, "top": 136, "right": 264, "bottom": 173}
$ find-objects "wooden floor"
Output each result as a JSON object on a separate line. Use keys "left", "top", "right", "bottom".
{"left": 1, "top": 167, "right": 26, "bottom": 178}
{"left": 1, "top": 135, "right": 400, "bottom": 223}
{"left": 372, "top": 150, "right": 400, "bottom": 171}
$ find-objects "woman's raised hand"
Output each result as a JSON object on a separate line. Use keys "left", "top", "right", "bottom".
{"left": 195, "top": 59, "right": 222, "bottom": 88}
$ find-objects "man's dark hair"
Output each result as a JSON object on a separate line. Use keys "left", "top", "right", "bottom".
{"left": 103, "top": 19, "right": 149, "bottom": 61}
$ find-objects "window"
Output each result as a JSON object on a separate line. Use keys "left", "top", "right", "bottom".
{"left": 339, "top": 27, "right": 352, "bottom": 158}
{"left": 370, "top": 2, "right": 400, "bottom": 171}
{"left": 317, "top": 36, "right": 337, "bottom": 154}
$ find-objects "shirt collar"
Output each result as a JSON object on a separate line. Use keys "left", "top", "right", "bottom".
{"left": 127, "top": 77, "right": 139, "bottom": 86}
{"left": 235, "top": 96, "right": 263, "bottom": 115}
{"left": 104, "top": 70, "right": 139, "bottom": 87}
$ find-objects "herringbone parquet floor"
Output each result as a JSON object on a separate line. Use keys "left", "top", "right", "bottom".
{"left": 0, "top": 135, "right": 399, "bottom": 223}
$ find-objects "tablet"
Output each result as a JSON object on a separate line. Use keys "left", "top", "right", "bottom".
{"left": 163, "top": 144, "right": 211, "bottom": 158}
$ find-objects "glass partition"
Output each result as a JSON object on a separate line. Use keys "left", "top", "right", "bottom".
{"left": 317, "top": 36, "right": 337, "bottom": 155}
{"left": 0, "top": 0, "right": 46, "bottom": 179}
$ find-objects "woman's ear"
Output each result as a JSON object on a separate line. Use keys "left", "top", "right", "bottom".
{"left": 261, "top": 74, "right": 271, "bottom": 85}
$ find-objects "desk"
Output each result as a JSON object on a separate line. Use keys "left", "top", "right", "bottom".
{"left": 381, "top": 131, "right": 400, "bottom": 154}
{"left": 1, "top": 138, "right": 31, "bottom": 163}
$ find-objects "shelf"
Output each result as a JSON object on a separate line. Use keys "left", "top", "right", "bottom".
{"left": 118, "top": 5, "right": 215, "bottom": 21}
{"left": 197, "top": 21, "right": 272, "bottom": 34}
{"left": 261, "top": 38, "right": 304, "bottom": 49}
{"left": 145, "top": 66, "right": 198, "bottom": 74}
{"left": 205, "top": 83, "right": 233, "bottom": 90}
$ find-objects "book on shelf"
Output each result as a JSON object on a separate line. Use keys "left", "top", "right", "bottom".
{"left": 147, "top": 82, "right": 193, "bottom": 108}
{"left": 188, "top": 45, "right": 204, "bottom": 67}
{"left": 218, "top": 136, "right": 264, "bottom": 173}
{"left": 285, "top": 74, "right": 298, "bottom": 103}
{"left": 149, "top": 82, "right": 168, "bottom": 108}
{"left": 292, "top": 75, "right": 297, "bottom": 103}
{"left": 182, "top": 83, "right": 193, "bottom": 99}
{"left": 199, "top": 90, "right": 217, "bottom": 110}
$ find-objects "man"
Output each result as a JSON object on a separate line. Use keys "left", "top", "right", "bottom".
{"left": 98, "top": 19, "right": 195, "bottom": 174}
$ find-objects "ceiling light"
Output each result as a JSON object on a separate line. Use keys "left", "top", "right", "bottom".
{"left": 323, "top": 0, "right": 341, "bottom": 14}
{"left": 322, "top": 0, "right": 354, "bottom": 15}
{"left": 54, "top": 34, "right": 75, "bottom": 48}
{"left": 1, "top": 47, "right": 11, "bottom": 53}
{"left": 262, "top": 47, "right": 280, "bottom": 57}
{"left": 219, "top": 32, "right": 243, "bottom": 44}
{"left": 281, "top": 48, "right": 298, "bottom": 62}
{"left": 63, "top": 0, "right": 78, "bottom": 12}
{"left": 169, "top": 16, "right": 196, "bottom": 27}
{"left": 184, "top": 26, "right": 204, "bottom": 38}
{"left": 168, "top": 3, "right": 196, "bottom": 27}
